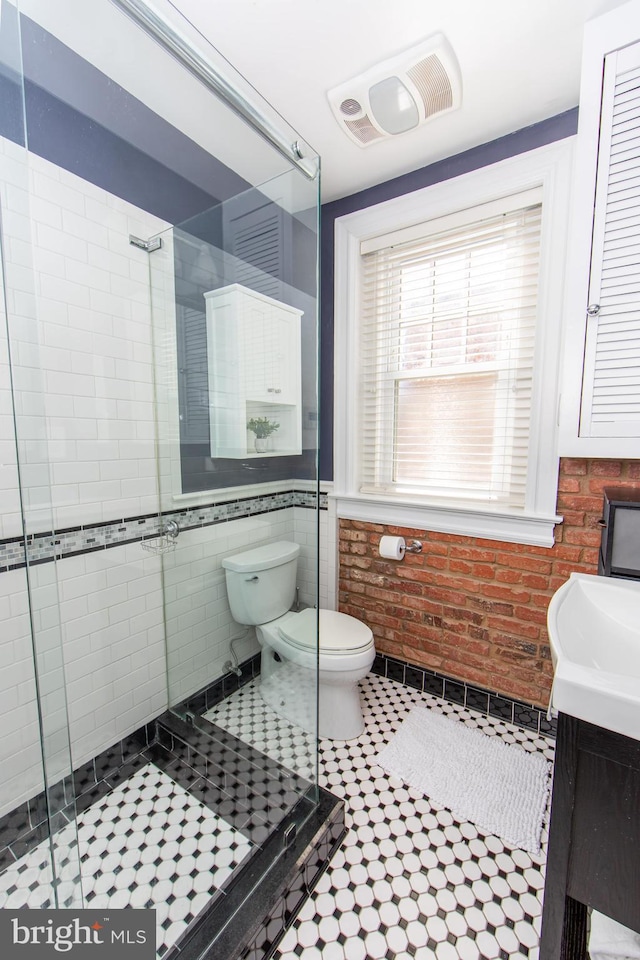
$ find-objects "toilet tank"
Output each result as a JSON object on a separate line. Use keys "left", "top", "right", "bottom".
{"left": 222, "top": 541, "right": 300, "bottom": 625}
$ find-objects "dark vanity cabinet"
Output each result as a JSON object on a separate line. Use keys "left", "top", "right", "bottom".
{"left": 539, "top": 713, "right": 640, "bottom": 959}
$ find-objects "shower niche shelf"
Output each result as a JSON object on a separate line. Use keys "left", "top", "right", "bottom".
{"left": 205, "top": 283, "right": 302, "bottom": 458}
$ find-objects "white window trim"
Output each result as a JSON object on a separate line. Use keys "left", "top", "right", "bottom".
{"left": 332, "top": 139, "right": 575, "bottom": 548}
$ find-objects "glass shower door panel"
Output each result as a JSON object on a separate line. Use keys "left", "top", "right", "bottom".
{"left": 0, "top": 0, "right": 82, "bottom": 909}
{"left": 2, "top": 0, "right": 324, "bottom": 952}
{"left": 3, "top": 0, "right": 177, "bottom": 925}
{"left": 150, "top": 165, "right": 320, "bottom": 885}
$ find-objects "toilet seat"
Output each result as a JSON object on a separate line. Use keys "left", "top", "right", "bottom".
{"left": 279, "top": 608, "right": 374, "bottom": 654}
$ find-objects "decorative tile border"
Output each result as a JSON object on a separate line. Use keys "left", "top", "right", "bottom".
{"left": 372, "top": 653, "right": 557, "bottom": 738}
{"left": 0, "top": 536, "right": 25, "bottom": 572}
{"left": 0, "top": 488, "right": 327, "bottom": 573}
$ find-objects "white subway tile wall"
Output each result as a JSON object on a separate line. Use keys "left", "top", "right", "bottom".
{"left": 147, "top": 229, "right": 183, "bottom": 510}
{"left": 45, "top": 545, "right": 167, "bottom": 770}
{"left": 2, "top": 136, "right": 170, "bottom": 532}
{"left": 0, "top": 139, "right": 30, "bottom": 541}
{"left": 0, "top": 133, "right": 174, "bottom": 815}
{"left": 294, "top": 505, "right": 330, "bottom": 609}
{"left": 0, "top": 318, "right": 23, "bottom": 539}
{"left": 324, "top": 497, "right": 338, "bottom": 610}
{"left": 293, "top": 496, "right": 336, "bottom": 610}
{"left": 0, "top": 570, "right": 44, "bottom": 818}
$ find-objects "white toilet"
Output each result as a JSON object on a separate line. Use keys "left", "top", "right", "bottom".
{"left": 222, "top": 541, "right": 375, "bottom": 740}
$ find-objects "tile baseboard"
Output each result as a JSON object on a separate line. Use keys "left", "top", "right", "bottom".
{"left": 372, "top": 653, "right": 557, "bottom": 738}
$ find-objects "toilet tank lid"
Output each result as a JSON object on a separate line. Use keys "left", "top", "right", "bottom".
{"left": 280, "top": 608, "right": 373, "bottom": 652}
{"left": 222, "top": 540, "right": 300, "bottom": 573}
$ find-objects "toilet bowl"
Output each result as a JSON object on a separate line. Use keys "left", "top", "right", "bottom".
{"left": 259, "top": 607, "right": 375, "bottom": 740}
{"left": 221, "top": 542, "right": 375, "bottom": 740}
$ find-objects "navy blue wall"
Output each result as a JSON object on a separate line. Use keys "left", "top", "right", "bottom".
{"left": 7, "top": 15, "right": 249, "bottom": 221}
{"left": 0, "top": 7, "right": 24, "bottom": 146}
{"left": 318, "top": 108, "right": 579, "bottom": 481}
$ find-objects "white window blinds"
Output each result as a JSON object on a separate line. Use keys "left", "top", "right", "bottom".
{"left": 581, "top": 40, "right": 640, "bottom": 437}
{"left": 359, "top": 193, "right": 543, "bottom": 510}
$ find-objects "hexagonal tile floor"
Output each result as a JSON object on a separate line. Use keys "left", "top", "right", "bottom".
{"left": 273, "top": 672, "right": 554, "bottom": 960}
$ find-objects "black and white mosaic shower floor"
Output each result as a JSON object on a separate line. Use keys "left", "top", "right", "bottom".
{"left": 0, "top": 764, "right": 252, "bottom": 957}
{"left": 273, "top": 672, "right": 554, "bottom": 960}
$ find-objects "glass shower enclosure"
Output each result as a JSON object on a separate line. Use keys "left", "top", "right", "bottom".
{"left": 0, "top": 0, "right": 338, "bottom": 957}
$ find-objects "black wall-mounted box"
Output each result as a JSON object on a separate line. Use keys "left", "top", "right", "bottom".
{"left": 598, "top": 486, "right": 640, "bottom": 580}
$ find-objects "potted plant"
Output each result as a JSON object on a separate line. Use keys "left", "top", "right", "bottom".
{"left": 247, "top": 416, "right": 280, "bottom": 453}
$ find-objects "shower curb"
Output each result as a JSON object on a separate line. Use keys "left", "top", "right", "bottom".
{"left": 164, "top": 787, "right": 346, "bottom": 960}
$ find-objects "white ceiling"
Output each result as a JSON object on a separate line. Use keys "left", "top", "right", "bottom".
{"left": 171, "top": 0, "right": 629, "bottom": 204}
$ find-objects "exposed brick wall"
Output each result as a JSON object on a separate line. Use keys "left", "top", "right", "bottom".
{"left": 338, "top": 458, "right": 640, "bottom": 708}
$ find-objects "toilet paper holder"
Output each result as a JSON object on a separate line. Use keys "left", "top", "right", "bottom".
{"left": 379, "top": 535, "right": 424, "bottom": 560}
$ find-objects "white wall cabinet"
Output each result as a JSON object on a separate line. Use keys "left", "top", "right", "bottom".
{"left": 560, "top": 0, "right": 640, "bottom": 457}
{"left": 205, "top": 283, "right": 302, "bottom": 458}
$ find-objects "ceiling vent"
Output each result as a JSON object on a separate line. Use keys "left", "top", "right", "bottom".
{"left": 327, "top": 34, "right": 462, "bottom": 147}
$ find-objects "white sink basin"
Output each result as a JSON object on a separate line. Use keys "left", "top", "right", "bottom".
{"left": 547, "top": 572, "right": 640, "bottom": 740}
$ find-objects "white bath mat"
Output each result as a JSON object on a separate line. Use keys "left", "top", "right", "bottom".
{"left": 377, "top": 707, "right": 551, "bottom": 853}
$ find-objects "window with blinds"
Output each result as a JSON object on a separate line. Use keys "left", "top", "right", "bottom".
{"left": 359, "top": 192, "right": 543, "bottom": 509}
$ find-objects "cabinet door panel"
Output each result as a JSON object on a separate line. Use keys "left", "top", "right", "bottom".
{"left": 580, "top": 41, "right": 640, "bottom": 440}
{"left": 243, "top": 307, "right": 298, "bottom": 404}
{"left": 206, "top": 284, "right": 302, "bottom": 457}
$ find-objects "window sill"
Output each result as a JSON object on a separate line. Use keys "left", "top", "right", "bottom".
{"left": 331, "top": 493, "right": 562, "bottom": 548}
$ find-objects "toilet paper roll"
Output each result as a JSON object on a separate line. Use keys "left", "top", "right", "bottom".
{"left": 379, "top": 536, "right": 406, "bottom": 560}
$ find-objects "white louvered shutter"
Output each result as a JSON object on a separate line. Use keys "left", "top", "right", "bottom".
{"left": 580, "top": 40, "right": 640, "bottom": 437}
{"left": 227, "top": 201, "right": 285, "bottom": 300}
{"left": 178, "top": 306, "right": 210, "bottom": 443}
{"left": 359, "top": 192, "right": 542, "bottom": 510}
